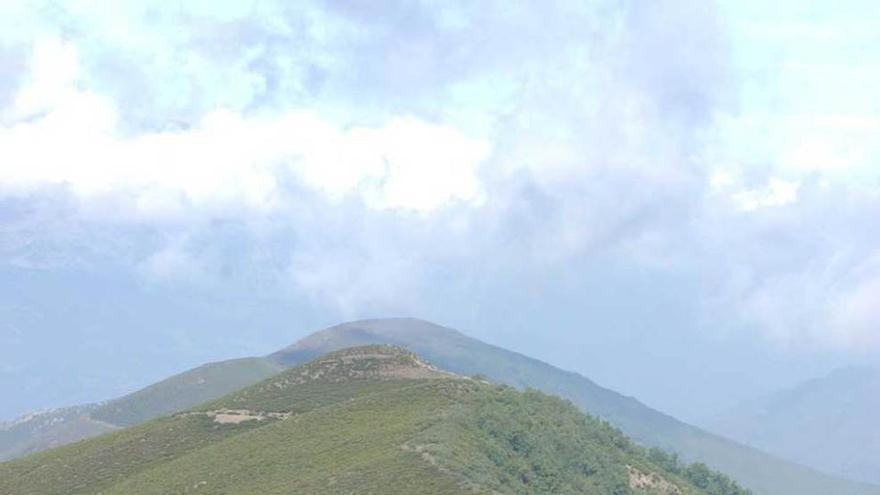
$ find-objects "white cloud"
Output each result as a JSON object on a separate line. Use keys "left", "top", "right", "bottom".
{"left": 733, "top": 178, "right": 800, "bottom": 211}
{"left": 1, "top": 1, "right": 878, "bottom": 358}
{"left": 139, "top": 238, "right": 207, "bottom": 283}
{"left": 709, "top": 169, "right": 800, "bottom": 211}
{"left": 0, "top": 39, "right": 491, "bottom": 216}
{"left": 736, "top": 253, "right": 880, "bottom": 350}
{"left": 777, "top": 115, "right": 880, "bottom": 177}
{"left": 9, "top": 38, "right": 80, "bottom": 118}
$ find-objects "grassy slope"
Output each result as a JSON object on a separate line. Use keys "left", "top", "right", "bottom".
{"left": 270, "top": 318, "right": 880, "bottom": 495}
{"left": 5, "top": 318, "right": 877, "bottom": 495}
{"left": 0, "top": 346, "right": 724, "bottom": 495}
{"left": 1, "top": 357, "right": 283, "bottom": 461}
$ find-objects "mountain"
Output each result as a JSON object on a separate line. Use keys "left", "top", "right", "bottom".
{"left": 0, "top": 265, "right": 310, "bottom": 422}
{"left": 3, "top": 318, "right": 878, "bottom": 495}
{"left": 0, "top": 357, "right": 283, "bottom": 461}
{"left": 0, "top": 405, "right": 116, "bottom": 461}
{"left": 704, "top": 366, "right": 880, "bottom": 485}
{"left": 89, "top": 357, "right": 284, "bottom": 427}
{"left": 0, "top": 345, "right": 748, "bottom": 495}
{"left": 268, "top": 319, "right": 880, "bottom": 495}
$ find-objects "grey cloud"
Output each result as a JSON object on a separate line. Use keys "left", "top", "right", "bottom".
{"left": 620, "top": 0, "right": 732, "bottom": 125}
{"left": 688, "top": 180, "right": 880, "bottom": 348}
{"left": 27, "top": 0, "right": 732, "bottom": 129}
{"left": 1, "top": 0, "right": 734, "bottom": 313}
{"left": 3, "top": 0, "right": 878, "bottom": 423}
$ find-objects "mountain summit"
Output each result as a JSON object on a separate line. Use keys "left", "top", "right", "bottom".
{"left": 0, "top": 345, "right": 747, "bottom": 495}
{"left": 3, "top": 318, "right": 878, "bottom": 495}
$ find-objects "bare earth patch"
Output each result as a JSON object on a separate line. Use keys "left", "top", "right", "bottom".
{"left": 180, "top": 409, "right": 291, "bottom": 424}
{"left": 629, "top": 466, "right": 683, "bottom": 495}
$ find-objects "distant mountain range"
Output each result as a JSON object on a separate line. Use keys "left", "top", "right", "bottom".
{"left": 704, "top": 366, "right": 880, "bottom": 485}
{"left": 2, "top": 318, "right": 877, "bottom": 495}
{"left": 0, "top": 345, "right": 750, "bottom": 494}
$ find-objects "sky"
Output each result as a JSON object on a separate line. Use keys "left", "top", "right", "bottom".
{"left": 0, "top": 0, "right": 878, "bottom": 422}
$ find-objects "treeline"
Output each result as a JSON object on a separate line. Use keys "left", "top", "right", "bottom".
{"left": 646, "top": 447, "right": 753, "bottom": 495}
{"left": 462, "top": 386, "right": 753, "bottom": 495}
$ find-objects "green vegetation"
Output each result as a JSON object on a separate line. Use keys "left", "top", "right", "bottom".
{"left": 647, "top": 448, "right": 747, "bottom": 495}
{"left": 5, "top": 318, "right": 879, "bottom": 495}
{"left": 0, "top": 345, "right": 749, "bottom": 495}
{"left": 271, "top": 318, "right": 880, "bottom": 495}
{"left": 1, "top": 357, "right": 283, "bottom": 463}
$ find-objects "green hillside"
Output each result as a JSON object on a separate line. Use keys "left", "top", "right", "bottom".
{"left": 0, "top": 357, "right": 282, "bottom": 462}
{"left": 0, "top": 346, "right": 746, "bottom": 495}
{"left": 3, "top": 318, "right": 878, "bottom": 495}
{"left": 270, "top": 318, "right": 880, "bottom": 495}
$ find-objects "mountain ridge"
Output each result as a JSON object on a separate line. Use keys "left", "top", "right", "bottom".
{"left": 2, "top": 317, "right": 877, "bottom": 495}
{"left": 268, "top": 318, "right": 880, "bottom": 495}
{"left": 704, "top": 365, "right": 880, "bottom": 484}
{"left": 0, "top": 344, "right": 747, "bottom": 495}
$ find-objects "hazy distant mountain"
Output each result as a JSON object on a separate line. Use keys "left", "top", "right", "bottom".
{"left": 704, "top": 366, "right": 880, "bottom": 484}
{"left": 0, "top": 405, "right": 116, "bottom": 461}
{"left": 0, "top": 265, "right": 311, "bottom": 421}
{"left": 0, "top": 358, "right": 283, "bottom": 461}
{"left": 0, "top": 345, "right": 749, "bottom": 495}
{"left": 2, "top": 318, "right": 877, "bottom": 495}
